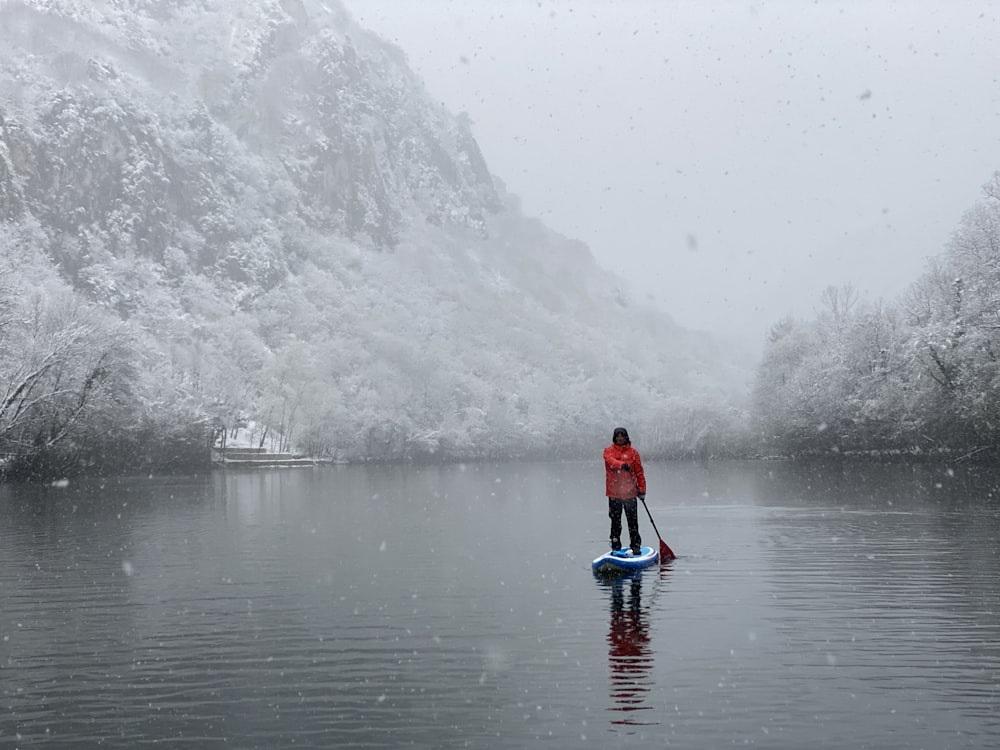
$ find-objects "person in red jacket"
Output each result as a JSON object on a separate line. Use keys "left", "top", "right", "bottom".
{"left": 603, "top": 427, "right": 646, "bottom": 555}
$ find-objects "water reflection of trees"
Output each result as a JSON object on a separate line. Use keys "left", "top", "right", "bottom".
{"left": 604, "top": 573, "right": 655, "bottom": 727}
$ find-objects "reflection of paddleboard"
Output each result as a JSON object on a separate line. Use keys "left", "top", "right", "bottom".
{"left": 591, "top": 546, "right": 659, "bottom": 575}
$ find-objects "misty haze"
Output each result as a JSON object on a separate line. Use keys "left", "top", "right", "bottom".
{"left": 1, "top": 1, "right": 998, "bottom": 748}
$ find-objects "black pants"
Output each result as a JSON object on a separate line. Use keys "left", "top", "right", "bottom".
{"left": 608, "top": 497, "right": 641, "bottom": 550}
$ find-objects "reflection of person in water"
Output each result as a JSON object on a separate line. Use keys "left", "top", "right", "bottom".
{"left": 607, "top": 574, "right": 655, "bottom": 726}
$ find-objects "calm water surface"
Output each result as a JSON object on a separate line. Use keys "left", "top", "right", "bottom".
{"left": 1, "top": 460, "right": 998, "bottom": 749}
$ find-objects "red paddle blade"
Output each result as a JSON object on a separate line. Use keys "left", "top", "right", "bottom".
{"left": 660, "top": 539, "right": 676, "bottom": 561}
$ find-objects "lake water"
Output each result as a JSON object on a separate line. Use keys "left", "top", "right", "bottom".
{"left": 1, "top": 460, "right": 998, "bottom": 749}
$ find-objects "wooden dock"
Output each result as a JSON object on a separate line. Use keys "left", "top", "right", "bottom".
{"left": 212, "top": 446, "right": 328, "bottom": 468}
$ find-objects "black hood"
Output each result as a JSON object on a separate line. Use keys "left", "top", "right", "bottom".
{"left": 612, "top": 427, "right": 630, "bottom": 444}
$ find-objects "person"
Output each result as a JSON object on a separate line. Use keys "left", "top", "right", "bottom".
{"left": 603, "top": 427, "right": 646, "bottom": 555}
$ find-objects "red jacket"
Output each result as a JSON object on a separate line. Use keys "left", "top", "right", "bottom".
{"left": 603, "top": 444, "right": 646, "bottom": 499}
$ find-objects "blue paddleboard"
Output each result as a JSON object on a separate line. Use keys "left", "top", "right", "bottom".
{"left": 591, "top": 545, "right": 659, "bottom": 575}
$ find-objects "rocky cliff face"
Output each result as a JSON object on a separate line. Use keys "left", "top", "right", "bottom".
{"left": 0, "top": 0, "right": 499, "bottom": 266}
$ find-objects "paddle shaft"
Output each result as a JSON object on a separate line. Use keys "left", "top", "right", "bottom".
{"left": 639, "top": 494, "right": 676, "bottom": 561}
{"left": 624, "top": 466, "right": 676, "bottom": 560}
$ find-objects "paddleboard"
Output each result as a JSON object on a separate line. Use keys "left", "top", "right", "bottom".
{"left": 591, "top": 545, "right": 659, "bottom": 575}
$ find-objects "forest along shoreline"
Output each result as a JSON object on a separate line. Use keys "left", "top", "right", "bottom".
{"left": 3, "top": 422, "right": 1000, "bottom": 483}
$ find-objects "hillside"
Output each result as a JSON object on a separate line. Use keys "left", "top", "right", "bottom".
{"left": 0, "top": 0, "right": 750, "bottom": 478}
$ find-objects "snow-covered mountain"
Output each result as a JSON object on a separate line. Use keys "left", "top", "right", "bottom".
{"left": 0, "top": 0, "right": 750, "bottom": 475}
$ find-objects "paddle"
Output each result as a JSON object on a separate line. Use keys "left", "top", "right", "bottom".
{"left": 627, "top": 468, "right": 675, "bottom": 561}
{"left": 638, "top": 495, "right": 676, "bottom": 561}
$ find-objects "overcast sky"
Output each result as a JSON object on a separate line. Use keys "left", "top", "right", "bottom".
{"left": 344, "top": 0, "right": 1000, "bottom": 347}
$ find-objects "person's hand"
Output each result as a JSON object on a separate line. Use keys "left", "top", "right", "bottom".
{"left": 638, "top": 493, "right": 645, "bottom": 502}
{"left": 620, "top": 463, "right": 631, "bottom": 471}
